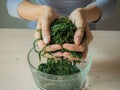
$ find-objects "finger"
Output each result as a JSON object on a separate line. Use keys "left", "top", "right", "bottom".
{"left": 34, "top": 22, "right": 42, "bottom": 39}
{"left": 38, "top": 41, "right": 62, "bottom": 52}
{"left": 37, "top": 40, "right": 46, "bottom": 50}
{"left": 69, "top": 10, "right": 86, "bottom": 45}
{"left": 36, "top": 21, "right": 42, "bottom": 29}
{"left": 85, "top": 25, "right": 93, "bottom": 44}
{"left": 74, "top": 27, "right": 84, "bottom": 45}
{"left": 34, "top": 30, "right": 40, "bottom": 39}
{"left": 63, "top": 43, "right": 85, "bottom": 52}
{"left": 63, "top": 52, "right": 80, "bottom": 61}
{"left": 80, "top": 25, "right": 92, "bottom": 60}
{"left": 44, "top": 44, "right": 62, "bottom": 52}
{"left": 53, "top": 52, "right": 63, "bottom": 57}
{"left": 44, "top": 52, "right": 63, "bottom": 58}
{"left": 41, "top": 18, "right": 51, "bottom": 44}
{"left": 80, "top": 25, "right": 93, "bottom": 49}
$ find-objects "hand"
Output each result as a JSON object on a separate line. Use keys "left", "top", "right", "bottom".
{"left": 63, "top": 8, "right": 93, "bottom": 61}
{"left": 34, "top": 5, "right": 63, "bottom": 59}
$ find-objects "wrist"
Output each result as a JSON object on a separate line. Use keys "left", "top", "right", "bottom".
{"left": 74, "top": 8, "right": 89, "bottom": 22}
{"left": 37, "top": 5, "right": 54, "bottom": 19}
{"left": 83, "top": 5, "right": 101, "bottom": 23}
{"left": 75, "top": 6, "right": 101, "bottom": 23}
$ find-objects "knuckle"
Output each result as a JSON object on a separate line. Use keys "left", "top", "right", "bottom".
{"left": 80, "top": 44, "right": 86, "bottom": 52}
{"left": 81, "top": 46, "right": 85, "bottom": 52}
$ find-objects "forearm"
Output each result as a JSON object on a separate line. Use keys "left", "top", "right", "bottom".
{"left": 83, "top": 5, "right": 101, "bottom": 23}
{"left": 18, "top": 1, "right": 47, "bottom": 20}
{"left": 77, "top": 5, "right": 101, "bottom": 23}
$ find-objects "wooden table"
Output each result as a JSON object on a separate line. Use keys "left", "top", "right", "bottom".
{"left": 0, "top": 29, "right": 120, "bottom": 90}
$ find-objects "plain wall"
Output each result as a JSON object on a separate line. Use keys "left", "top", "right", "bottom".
{"left": 96, "top": 0, "right": 120, "bottom": 30}
{"left": 0, "top": 0, "right": 120, "bottom": 30}
{"left": 0, "top": 0, "right": 29, "bottom": 28}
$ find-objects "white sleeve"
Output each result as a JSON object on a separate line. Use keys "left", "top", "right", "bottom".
{"left": 6, "top": 0, "right": 24, "bottom": 18}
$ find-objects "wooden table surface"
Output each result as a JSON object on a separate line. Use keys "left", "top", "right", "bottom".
{"left": 0, "top": 29, "right": 120, "bottom": 90}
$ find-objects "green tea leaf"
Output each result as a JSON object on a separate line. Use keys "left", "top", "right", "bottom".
{"left": 34, "top": 17, "right": 86, "bottom": 75}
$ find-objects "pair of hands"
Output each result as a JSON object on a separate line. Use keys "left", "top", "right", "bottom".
{"left": 34, "top": 6, "right": 93, "bottom": 61}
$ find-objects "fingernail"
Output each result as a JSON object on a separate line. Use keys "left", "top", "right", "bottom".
{"left": 44, "top": 36, "right": 49, "bottom": 43}
{"left": 75, "top": 36, "right": 81, "bottom": 44}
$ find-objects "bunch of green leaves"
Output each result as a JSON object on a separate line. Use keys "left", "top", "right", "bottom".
{"left": 38, "top": 58, "right": 80, "bottom": 75}
{"left": 36, "top": 17, "right": 83, "bottom": 58}
{"left": 34, "top": 17, "right": 86, "bottom": 75}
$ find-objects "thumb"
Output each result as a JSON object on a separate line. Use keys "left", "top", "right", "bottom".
{"left": 41, "top": 19, "right": 51, "bottom": 44}
{"left": 74, "top": 27, "right": 84, "bottom": 45}
{"left": 34, "top": 22, "right": 42, "bottom": 39}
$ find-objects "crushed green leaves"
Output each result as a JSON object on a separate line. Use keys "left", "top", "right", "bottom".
{"left": 33, "top": 17, "right": 87, "bottom": 75}
{"left": 38, "top": 58, "right": 80, "bottom": 75}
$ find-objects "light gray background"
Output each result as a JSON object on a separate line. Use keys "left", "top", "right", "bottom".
{"left": 0, "top": 0, "right": 120, "bottom": 30}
